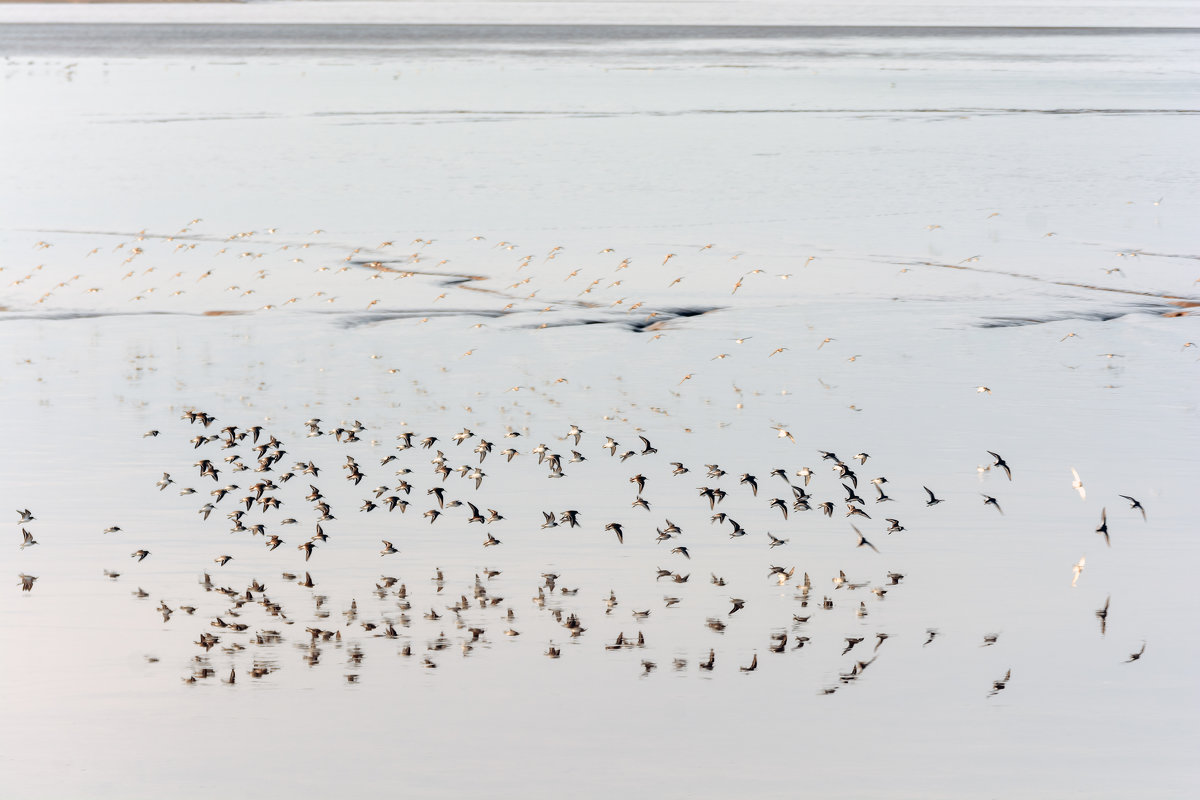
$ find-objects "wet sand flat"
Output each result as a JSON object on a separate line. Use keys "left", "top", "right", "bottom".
{"left": 1, "top": 11, "right": 1198, "bottom": 800}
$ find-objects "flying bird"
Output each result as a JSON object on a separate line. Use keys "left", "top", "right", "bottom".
{"left": 1119, "top": 495, "right": 1146, "bottom": 521}
{"left": 987, "top": 451, "right": 1012, "bottom": 480}
{"left": 851, "top": 525, "right": 879, "bottom": 553}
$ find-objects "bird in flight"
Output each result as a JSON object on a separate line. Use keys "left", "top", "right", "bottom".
{"left": 1096, "top": 508, "right": 1110, "bottom": 547}
{"left": 987, "top": 451, "right": 1012, "bottom": 480}
{"left": 851, "top": 525, "right": 879, "bottom": 553}
{"left": 1119, "top": 495, "right": 1146, "bottom": 521}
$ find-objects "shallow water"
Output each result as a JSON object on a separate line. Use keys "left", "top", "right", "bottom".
{"left": 1, "top": 10, "right": 1198, "bottom": 799}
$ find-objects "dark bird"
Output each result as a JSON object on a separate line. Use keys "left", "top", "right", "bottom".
{"left": 988, "top": 669, "right": 1011, "bottom": 696}
{"left": 923, "top": 486, "right": 944, "bottom": 506}
{"left": 560, "top": 509, "right": 581, "bottom": 528}
{"left": 131, "top": 550, "right": 150, "bottom": 562}
{"left": 987, "top": 451, "right": 1012, "bottom": 480}
{"left": 982, "top": 494, "right": 1003, "bottom": 514}
{"left": 729, "top": 598, "right": 745, "bottom": 615}
{"left": 740, "top": 474, "right": 758, "bottom": 496}
{"left": 1126, "top": 642, "right": 1146, "bottom": 662}
{"left": 699, "top": 649, "right": 715, "bottom": 670}
{"left": 1096, "top": 507, "right": 1110, "bottom": 547}
{"left": 1119, "top": 495, "right": 1146, "bottom": 522}
{"left": 841, "top": 637, "right": 864, "bottom": 655}
{"left": 885, "top": 519, "right": 905, "bottom": 534}
{"left": 1096, "top": 595, "right": 1110, "bottom": 635}
{"left": 638, "top": 436, "right": 657, "bottom": 455}
{"left": 739, "top": 654, "right": 758, "bottom": 672}
{"left": 630, "top": 474, "right": 647, "bottom": 493}
{"left": 671, "top": 546, "right": 690, "bottom": 560}
{"left": 299, "top": 541, "right": 316, "bottom": 560}
{"left": 605, "top": 522, "right": 625, "bottom": 544}
{"left": 851, "top": 525, "right": 879, "bottom": 553}
{"left": 769, "top": 498, "right": 788, "bottom": 519}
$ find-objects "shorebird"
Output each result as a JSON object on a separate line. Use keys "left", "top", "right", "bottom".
{"left": 16, "top": 509, "right": 34, "bottom": 524}
{"left": 739, "top": 654, "right": 758, "bottom": 672}
{"left": 1072, "top": 555, "right": 1086, "bottom": 587}
{"left": 18, "top": 573, "right": 37, "bottom": 591}
{"left": 1126, "top": 642, "right": 1146, "bottom": 662}
{"left": 1071, "top": 468, "right": 1086, "bottom": 500}
{"left": 131, "top": 550, "right": 150, "bottom": 562}
{"left": 1119, "top": 495, "right": 1146, "bottom": 521}
{"left": 851, "top": 525, "right": 879, "bottom": 553}
{"left": 987, "top": 451, "right": 1012, "bottom": 480}
{"left": 1096, "top": 508, "right": 1110, "bottom": 547}
{"left": 380, "top": 541, "right": 398, "bottom": 556}
{"left": 923, "top": 487, "right": 944, "bottom": 506}
{"left": 982, "top": 494, "right": 1003, "bottom": 514}
{"left": 1096, "top": 596, "right": 1110, "bottom": 635}
{"left": 214, "top": 555, "right": 233, "bottom": 566}
{"left": 605, "top": 523, "right": 624, "bottom": 544}
{"left": 19, "top": 529, "right": 37, "bottom": 549}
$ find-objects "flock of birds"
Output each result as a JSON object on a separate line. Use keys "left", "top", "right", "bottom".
{"left": 16, "top": 408, "right": 1151, "bottom": 693}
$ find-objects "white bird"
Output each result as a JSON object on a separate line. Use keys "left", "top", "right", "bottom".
{"left": 1071, "top": 468, "right": 1086, "bottom": 500}
{"left": 1071, "top": 555, "right": 1086, "bottom": 587}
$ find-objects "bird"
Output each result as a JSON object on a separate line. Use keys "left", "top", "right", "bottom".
{"left": 851, "top": 525, "right": 879, "bottom": 553}
{"left": 1119, "top": 495, "right": 1146, "bottom": 521}
{"left": 605, "top": 523, "right": 625, "bottom": 544}
{"left": 1071, "top": 468, "right": 1086, "bottom": 500}
{"left": 1096, "top": 508, "right": 1110, "bottom": 547}
{"left": 1072, "top": 556, "right": 1086, "bottom": 587}
{"left": 19, "top": 529, "right": 37, "bottom": 549}
{"left": 214, "top": 555, "right": 233, "bottom": 566}
{"left": 18, "top": 573, "right": 37, "bottom": 591}
{"left": 131, "top": 550, "right": 150, "bottom": 562}
{"left": 380, "top": 541, "right": 398, "bottom": 556}
{"left": 1096, "top": 596, "right": 1110, "bottom": 635}
{"left": 982, "top": 494, "right": 1003, "bottom": 514}
{"left": 671, "top": 546, "right": 690, "bottom": 560}
{"left": 1126, "top": 642, "right": 1146, "bottom": 662}
{"left": 16, "top": 509, "right": 35, "bottom": 524}
{"left": 923, "top": 487, "right": 944, "bottom": 506}
{"left": 739, "top": 654, "right": 758, "bottom": 672}
{"left": 729, "top": 598, "right": 745, "bottom": 615}
{"left": 987, "top": 451, "right": 1012, "bottom": 480}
